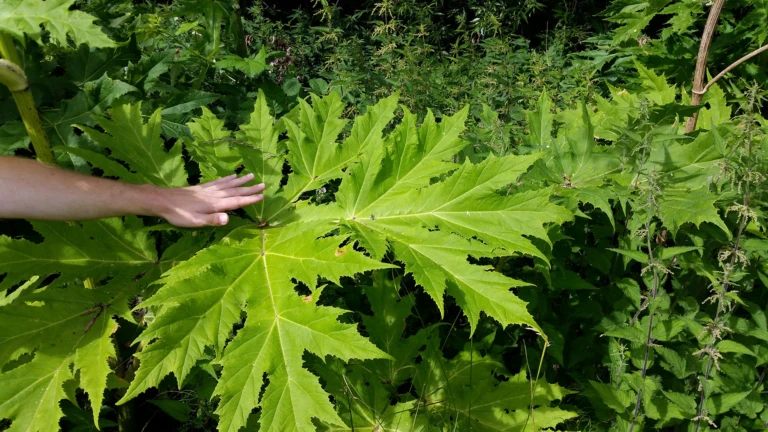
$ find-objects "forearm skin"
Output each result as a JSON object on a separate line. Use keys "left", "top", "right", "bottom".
{"left": 0, "top": 156, "right": 160, "bottom": 221}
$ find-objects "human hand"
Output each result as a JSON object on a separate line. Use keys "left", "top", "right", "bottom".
{"left": 146, "top": 173, "right": 266, "bottom": 227}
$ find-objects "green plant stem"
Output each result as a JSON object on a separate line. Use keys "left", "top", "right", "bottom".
{"left": 115, "top": 340, "right": 143, "bottom": 432}
{"left": 694, "top": 110, "right": 757, "bottom": 430}
{"left": 755, "top": 366, "right": 767, "bottom": 392}
{"left": 117, "top": 395, "right": 137, "bottom": 432}
{"left": 629, "top": 187, "right": 661, "bottom": 432}
{"left": 232, "top": 0, "right": 248, "bottom": 57}
{"left": 0, "top": 33, "right": 21, "bottom": 65}
{"left": 693, "top": 190, "right": 749, "bottom": 432}
{"left": 0, "top": 59, "right": 56, "bottom": 165}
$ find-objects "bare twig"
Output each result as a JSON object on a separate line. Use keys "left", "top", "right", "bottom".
{"left": 693, "top": 44, "right": 768, "bottom": 97}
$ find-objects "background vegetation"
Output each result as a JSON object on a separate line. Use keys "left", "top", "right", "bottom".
{"left": 1, "top": 0, "right": 768, "bottom": 431}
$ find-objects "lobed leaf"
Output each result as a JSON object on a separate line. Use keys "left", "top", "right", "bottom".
{"left": 0, "top": 0, "right": 113, "bottom": 48}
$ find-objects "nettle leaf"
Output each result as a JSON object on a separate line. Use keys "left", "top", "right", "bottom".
{"left": 0, "top": 0, "right": 114, "bottom": 48}
{"left": 589, "top": 380, "right": 633, "bottom": 412}
{"left": 706, "top": 391, "right": 752, "bottom": 416}
{"left": 119, "top": 92, "right": 571, "bottom": 431}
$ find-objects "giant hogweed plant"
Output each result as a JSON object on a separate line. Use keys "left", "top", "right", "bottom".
{"left": 0, "top": 2, "right": 577, "bottom": 431}
{"left": 517, "top": 63, "right": 768, "bottom": 430}
{"left": 0, "top": 89, "right": 576, "bottom": 431}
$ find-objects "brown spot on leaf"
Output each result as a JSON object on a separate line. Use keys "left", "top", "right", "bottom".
{"left": 335, "top": 247, "right": 347, "bottom": 257}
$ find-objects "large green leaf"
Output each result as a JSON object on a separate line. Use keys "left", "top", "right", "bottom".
{"left": 414, "top": 344, "right": 578, "bottom": 431}
{"left": 0, "top": 280, "right": 136, "bottom": 431}
{"left": 0, "top": 217, "right": 156, "bottom": 292}
{"left": 267, "top": 93, "right": 400, "bottom": 224}
{"left": 186, "top": 106, "right": 241, "bottom": 183}
{"left": 607, "top": 0, "right": 673, "bottom": 45}
{"left": 658, "top": 187, "right": 730, "bottom": 237}
{"left": 648, "top": 126, "right": 727, "bottom": 188}
{"left": 338, "top": 149, "right": 568, "bottom": 334}
{"left": 0, "top": 0, "right": 113, "bottom": 47}
{"left": 216, "top": 47, "right": 269, "bottom": 77}
{"left": 0, "top": 121, "right": 30, "bottom": 155}
{"left": 120, "top": 222, "right": 393, "bottom": 432}
{"left": 77, "top": 102, "right": 188, "bottom": 187}
{"left": 116, "top": 93, "right": 571, "bottom": 431}
{"left": 43, "top": 74, "right": 138, "bottom": 171}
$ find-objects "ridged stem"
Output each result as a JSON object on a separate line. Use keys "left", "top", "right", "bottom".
{"left": 0, "top": 37, "right": 56, "bottom": 165}
{"left": 0, "top": 33, "right": 21, "bottom": 65}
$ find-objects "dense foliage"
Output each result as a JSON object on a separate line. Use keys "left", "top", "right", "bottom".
{"left": 1, "top": 0, "right": 767, "bottom": 431}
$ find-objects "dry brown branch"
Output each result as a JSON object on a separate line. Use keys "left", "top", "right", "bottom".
{"left": 685, "top": 0, "right": 726, "bottom": 133}
{"left": 693, "top": 44, "right": 768, "bottom": 96}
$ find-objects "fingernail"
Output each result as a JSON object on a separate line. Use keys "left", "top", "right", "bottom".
{"left": 258, "top": 183, "right": 266, "bottom": 188}
{"left": 218, "top": 214, "right": 228, "bottom": 225}
{"left": 246, "top": 173, "right": 254, "bottom": 178}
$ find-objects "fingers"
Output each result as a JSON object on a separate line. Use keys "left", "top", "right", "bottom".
{"left": 214, "top": 194, "right": 265, "bottom": 212}
{"left": 210, "top": 173, "right": 256, "bottom": 190}
{"left": 202, "top": 173, "right": 238, "bottom": 188}
{"left": 168, "top": 174, "right": 266, "bottom": 227}
{"left": 166, "top": 211, "right": 228, "bottom": 228}
{"left": 189, "top": 212, "right": 228, "bottom": 227}
{"left": 223, "top": 183, "right": 266, "bottom": 197}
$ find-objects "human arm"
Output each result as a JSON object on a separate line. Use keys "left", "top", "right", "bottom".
{"left": 0, "top": 156, "right": 265, "bottom": 227}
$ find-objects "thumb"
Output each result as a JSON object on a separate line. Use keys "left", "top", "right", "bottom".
{"left": 204, "top": 213, "right": 229, "bottom": 226}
